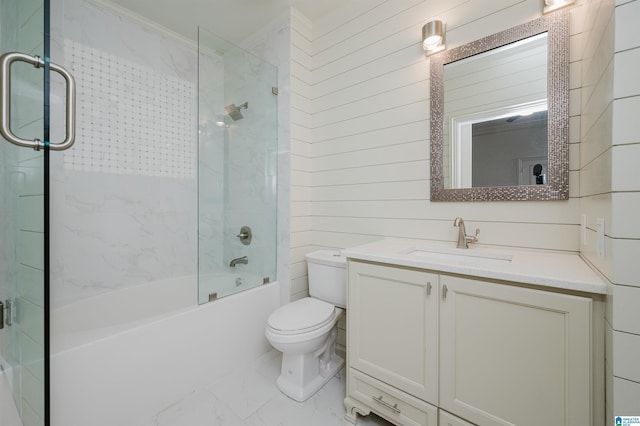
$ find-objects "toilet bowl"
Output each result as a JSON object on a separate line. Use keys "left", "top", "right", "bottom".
{"left": 265, "top": 250, "right": 346, "bottom": 402}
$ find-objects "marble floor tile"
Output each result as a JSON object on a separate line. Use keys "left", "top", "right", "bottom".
{"left": 151, "top": 389, "right": 247, "bottom": 426}
{"left": 147, "top": 349, "right": 393, "bottom": 426}
{"left": 206, "top": 365, "right": 279, "bottom": 420}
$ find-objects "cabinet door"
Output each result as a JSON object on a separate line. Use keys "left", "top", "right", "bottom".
{"left": 348, "top": 261, "right": 438, "bottom": 404}
{"left": 439, "top": 275, "right": 592, "bottom": 426}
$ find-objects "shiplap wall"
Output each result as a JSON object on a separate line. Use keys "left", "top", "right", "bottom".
{"left": 289, "top": 11, "right": 315, "bottom": 301}
{"left": 307, "top": 0, "right": 581, "bottom": 265}
{"left": 579, "top": 0, "right": 640, "bottom": 417}
{"left": 289, "top": 0, "right": 640, "bottom": 413}
{"left": 286, "top": 0, "right": 587, "bottom": 301}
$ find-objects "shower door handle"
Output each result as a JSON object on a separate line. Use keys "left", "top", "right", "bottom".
{"left": 0, "top": 51, "right": 76, "bottom": 151}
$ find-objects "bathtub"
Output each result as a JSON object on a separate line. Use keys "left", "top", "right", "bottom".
{"left": 0, "top": 369, "right": 21, "bottom": 426}
{"left": 50, "top": 275, "right": 280, "bottom": 426}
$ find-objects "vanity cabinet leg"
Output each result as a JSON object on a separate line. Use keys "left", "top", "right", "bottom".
{"left": 344, "top": 396, "right": 371, "bottom": 425}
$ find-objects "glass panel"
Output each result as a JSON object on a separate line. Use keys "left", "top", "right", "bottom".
{"left": 197, "top": 28, "right": 278, "bottom": 304}
{"left": 0, "top": 0, "right": 47, "bottom": 425}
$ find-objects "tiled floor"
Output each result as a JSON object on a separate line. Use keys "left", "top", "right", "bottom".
{"left": 145, "top": 350, "right": 394, "bottom": 426}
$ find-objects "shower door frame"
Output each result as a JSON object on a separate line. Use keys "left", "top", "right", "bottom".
{"left": 0, "top": 0, "right": 52, "bottom": 424}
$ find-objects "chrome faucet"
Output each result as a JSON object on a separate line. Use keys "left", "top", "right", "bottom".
{"left": 453, "top": 217, "right": 480, "bottom": 249}
{"left": 229, "top": 256, "right": 248, "bottom": 267}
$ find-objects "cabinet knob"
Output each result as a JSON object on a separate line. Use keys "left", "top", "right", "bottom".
{"left": 443, "top": 284, "right": 448, "bottom": 299}
{"left": 427, "top": 281, "right": 432, "bottom": 296}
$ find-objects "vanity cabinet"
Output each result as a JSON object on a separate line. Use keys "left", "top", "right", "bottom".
{"left": 345, "top": 260, "right": 596, "bottom": 426}
{"left": 439, "top": 275, "right": 592, "bottom": 426}
{"left": 345, "top": 261, "right": 439, "bottom": 425}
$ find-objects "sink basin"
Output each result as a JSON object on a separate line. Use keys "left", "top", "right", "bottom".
{"left": 403, "top": 247, "right": 513, "bottom": 264}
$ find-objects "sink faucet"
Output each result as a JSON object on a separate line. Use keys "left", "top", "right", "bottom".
{"left": 453, "top": 217, "right": 480, "bottom": 249}
{"left": 229, "top": 256, "right": 248, "bottom": 267}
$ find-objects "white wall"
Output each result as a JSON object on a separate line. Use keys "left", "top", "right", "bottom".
{"left": 579, "top": 0, "right": 640, "bottom": 418}
{"left": 281, "top": 0, "right": 588, "bottom": 370}
{"left": 292, "top": 0, "right": 640, "bottom": 418}
{"left": 49, "top": 0, "right": 199, "bottom": 307}
{"left": 285, "top": 0, "right": 582, "bottom": 305}
{"left": 288, "top": 10, "right": 315, "bottom": 301}
{"left": 309, "top": 0, "right": 580, "bottom": 256}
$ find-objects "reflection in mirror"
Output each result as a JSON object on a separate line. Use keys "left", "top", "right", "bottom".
{"left": 471, "top": 109, "right": 548, "bottom": 187}
{"left": 430, "top": 11, "right": 569, "bottom": 201}
{"left": 444, "top": 34, "right": 548, "bottom": 188}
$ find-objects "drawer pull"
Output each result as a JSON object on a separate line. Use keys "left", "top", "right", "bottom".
{"left": 372, "top": 395, "right": 401, "bottom": 414}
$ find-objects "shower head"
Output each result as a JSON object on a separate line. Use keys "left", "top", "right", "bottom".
{"left": 224, "top": 102, "right": 248, "bottom": 121}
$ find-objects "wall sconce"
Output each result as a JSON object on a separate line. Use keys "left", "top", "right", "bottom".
{"left": 422, "top": 20, "right": 445, "bottom": 55}
{"left": 543, "top": 0, "right": 575, "bottom": 14}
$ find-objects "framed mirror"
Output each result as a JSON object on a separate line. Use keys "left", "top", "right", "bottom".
{"left": 430, "top": 10, "right": 569, "bottom": 201}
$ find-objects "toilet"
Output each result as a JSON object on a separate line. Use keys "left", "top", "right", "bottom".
{"left": 265, "top": 250, "right": 346, "bottom": 401}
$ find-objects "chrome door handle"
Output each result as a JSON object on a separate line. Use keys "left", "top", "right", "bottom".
{"left": 0, "top": 52, "right": 76, "bottom": 151}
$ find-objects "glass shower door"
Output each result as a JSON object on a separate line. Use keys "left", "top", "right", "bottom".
{"left": 0, "top": 0, "right": 48, "bottom": 425}
{"left": 198, "top": 28, "right": 278, "bottom": 304}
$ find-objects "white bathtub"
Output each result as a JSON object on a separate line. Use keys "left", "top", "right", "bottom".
{"left": 50, "top": 276, "right": 280, "bottom": 426}
{"left": 0, "top": 370, "right": 21, "bottom": 426}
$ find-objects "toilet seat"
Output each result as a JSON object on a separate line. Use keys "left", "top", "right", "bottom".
{"left": 267, "top": 298, "right": 336, "bottom": 335}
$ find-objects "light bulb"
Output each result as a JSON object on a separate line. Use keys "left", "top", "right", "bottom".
{"left": 423, "top": 35, "right": 442, "bottom": 49}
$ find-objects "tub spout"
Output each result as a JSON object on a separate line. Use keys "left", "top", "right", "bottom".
{"left": 229, "top": 256, "right": 248, "bottom": 267}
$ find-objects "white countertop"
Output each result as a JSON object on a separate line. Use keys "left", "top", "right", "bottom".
{"left": 342, "top": 239, "right": 607, "bottom": 295}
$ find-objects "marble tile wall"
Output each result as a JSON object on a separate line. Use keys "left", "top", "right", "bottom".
{"left": 198, "top": 38, "right": 226, "bottom": 276}
{"left": 49, "top": 0, "right": 291, "bottom": 310}
{"left": 49, "top": 0, "right": 198, "bottom": 306}
{"left": 242, "top": 16, "right": 293, "bottom": 304}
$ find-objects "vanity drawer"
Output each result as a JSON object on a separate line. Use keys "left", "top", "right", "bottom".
{"left": 350, "top": 369, "right": 437, "bottom": 426}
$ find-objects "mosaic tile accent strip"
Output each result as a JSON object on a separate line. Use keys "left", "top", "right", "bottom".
{"left": 63, "top": 39, "right": 196, "bottom": 178}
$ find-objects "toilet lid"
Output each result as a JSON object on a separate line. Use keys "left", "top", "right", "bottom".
{"left": 267, "top": 298, "right": 336, "bottom": 334}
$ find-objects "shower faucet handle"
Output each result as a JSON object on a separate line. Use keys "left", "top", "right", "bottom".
{"left": 236, "top": 226, "right": 252, "bottom": 245}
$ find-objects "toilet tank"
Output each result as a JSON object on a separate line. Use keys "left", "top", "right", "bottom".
{"left": 306, "top": 250, "right": 346, "bottom": 308}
